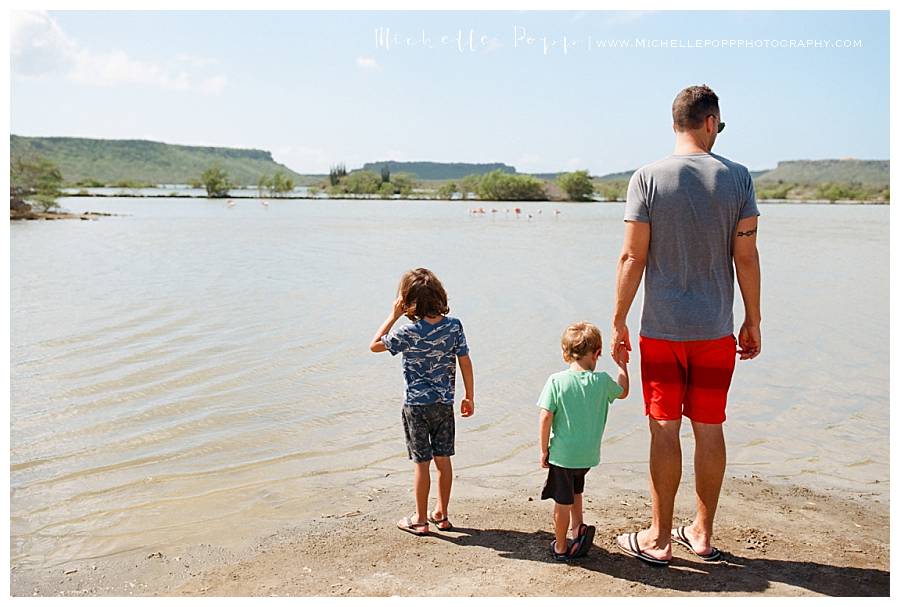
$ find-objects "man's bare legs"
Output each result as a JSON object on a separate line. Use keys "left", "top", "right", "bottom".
{"left": 430, "top": 456, "right": 453, "bottom": 529}
{"left": 684, "top": 420, "right": 726, "bottom": 555}
{"left": 617, "top": 417, "right": 682, "bottom": 560}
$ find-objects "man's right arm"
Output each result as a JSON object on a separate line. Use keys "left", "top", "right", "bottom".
{"left": 612, "top": 220, "right": 650, "bottom": 363}
{"left": 733, "top": 215, "right": 761, "bottom": 359}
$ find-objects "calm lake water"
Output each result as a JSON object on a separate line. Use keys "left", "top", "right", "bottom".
{"left": 10, "top": 197, "right": 889, "bottom": 571}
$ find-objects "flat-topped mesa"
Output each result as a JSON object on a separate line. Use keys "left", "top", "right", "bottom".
{"left": 10, "top": 135, "right": 297, "bottom": 186}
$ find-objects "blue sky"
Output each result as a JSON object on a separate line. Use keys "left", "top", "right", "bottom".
{"left": 10, "top": 10, "right": 889, "bottom": 174}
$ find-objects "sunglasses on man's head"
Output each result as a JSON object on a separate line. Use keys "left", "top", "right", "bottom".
{"left": 708, "top": 114, "right": 726, "bottom": 134}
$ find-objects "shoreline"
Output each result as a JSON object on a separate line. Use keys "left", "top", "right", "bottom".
{"left": 10, "top": 209, "right": 124, "bottom": 221}
{"left": 11, "top": 473, "right": 889, "bottom": 597}
{"left": 57, "top": 192, "right": 889, "bottom": 205}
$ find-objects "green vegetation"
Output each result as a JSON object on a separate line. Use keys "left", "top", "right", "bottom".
{"left": 255, "top": 170, "right": 296, "bottom": 197}
{"left": 329, "top": 163, "right": 348, "bottom": 186}
{"left": 557, "top": 170, "right": 594, "bottom": 201}
{"left": 460, "top": 175, "right": 481, "bottom": 200}
{"left": 755, "top": 179, "right": 889, "bottom": 202}
{"left": 11, "top": 154, "right": 64, "bottom": 212}
{"left": 436, "top": 182, "right": 459, "bottom": 199}
{"left": 11, "top": 135, "right": 308, "bottom": 186}
{"left": 360, "top": 161, "right": 515, "bottom": 180}
{"left": 199, "top": 166, "right": 233, "bottom": 198}
{"left": 325, "top": 169, "right": 415, "bottom": 198}
{"left": 476, "top": 170, "right": 546, "bottom": 201}
{"left": 592, "top": 180, "right": 627, "bottom": 202}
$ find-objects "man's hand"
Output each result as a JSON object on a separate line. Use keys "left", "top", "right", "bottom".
{"left": 737, "top": 322, "right": 761, "bottom": 360}
{"left": 540, "top": 450, "right": 550, "bottom": 469}
{"left": 461, "top": 397, "right": 475, "bottom": 417}
{"left": 611, "top": 322, "right": 631, "bottom": 365}
{"left": 391, "top": 294, "right": 406, "bottom": 320}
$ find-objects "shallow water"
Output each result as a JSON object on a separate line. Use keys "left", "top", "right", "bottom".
{"left": 10, "top": 197, "right": 889, "bottom": 570}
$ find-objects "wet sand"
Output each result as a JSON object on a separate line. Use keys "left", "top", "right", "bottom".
{"left": 11, "top": 474, "right": 888, "bottom": 597}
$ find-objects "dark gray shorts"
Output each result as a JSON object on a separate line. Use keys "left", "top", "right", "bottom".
{"left": 402, "top": 403, "right": 455, "bottom": 463}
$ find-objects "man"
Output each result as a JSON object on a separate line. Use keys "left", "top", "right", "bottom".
{"left": 612, "top": 84, "right": 762, "bottom": 566}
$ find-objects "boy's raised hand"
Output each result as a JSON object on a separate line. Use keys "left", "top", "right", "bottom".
{"left": 461, "top": 397, "right": 475, "bottom": 417}
{"left": 391, "top": 294, "right": 406, "bottom": 319}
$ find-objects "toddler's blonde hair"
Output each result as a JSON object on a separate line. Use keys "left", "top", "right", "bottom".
{"left": 561, "top": 322, "right": 602, "bottom": 363}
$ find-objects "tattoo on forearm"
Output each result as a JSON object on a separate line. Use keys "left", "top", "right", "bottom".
{"left": 737, "top": 228, "right": 758, "bottom": 237}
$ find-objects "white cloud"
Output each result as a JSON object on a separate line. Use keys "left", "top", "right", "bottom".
{"left": 356, "top": 56, "right": 381, "bottom": 71}
{"left": 11, "top": 10, "right": 227, "bottom": 94}
{"left": 10, "top": 10, "right": 75, "bottom": 76}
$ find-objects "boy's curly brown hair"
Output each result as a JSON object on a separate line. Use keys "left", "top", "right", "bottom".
{"left": 398, "top": 268, "right": 450, "bottom": 321}
{"left": 561, "top": 322, "right": 603, "bottom": 363}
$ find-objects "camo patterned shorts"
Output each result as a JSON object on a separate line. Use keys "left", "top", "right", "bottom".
{"left": 401, "top": 403, "right": 455, "bottom": 463}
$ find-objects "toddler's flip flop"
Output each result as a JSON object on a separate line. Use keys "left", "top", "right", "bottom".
{"left": 549, "top": 539, "right": 574, "bottom": 562}
{"left": 671, "top": 526, "right": 722, "bottom": 561}
{"left": 573, "top": 524, "right": 595, "bottom": 558}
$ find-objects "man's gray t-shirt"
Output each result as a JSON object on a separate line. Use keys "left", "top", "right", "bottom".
{"left": 623, "top": 152, "right": 759, "bottom": 341}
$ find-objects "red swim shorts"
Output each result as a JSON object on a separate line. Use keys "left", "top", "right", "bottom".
{"left": 638, "top": 334, "right": 737, "bottom": 424}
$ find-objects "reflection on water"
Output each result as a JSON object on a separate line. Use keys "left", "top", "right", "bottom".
{"left": 10, "top": 197, "right": 889, "bottom": 570}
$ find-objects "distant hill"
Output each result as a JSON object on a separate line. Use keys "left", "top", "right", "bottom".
{"left": 360, "top": 161, "right": 515, "bottom": 180}
{"left": 594, "top": 159, "right": 888, "bottom": 187}
{"left": 594, "top": 170, "right": 634, "bottom": 182}
{"left": 755, "top": 159, "right": 889, "bottom": 186}
{"left": 10, "top": 135, "right": 305, "bottom": 186}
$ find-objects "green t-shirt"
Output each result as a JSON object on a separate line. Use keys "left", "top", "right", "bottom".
{"left": 537, "top": 369, "right": 624, "bottom": 469}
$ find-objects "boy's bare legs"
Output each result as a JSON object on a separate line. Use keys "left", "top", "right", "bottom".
{"left": 685, "top": 420, "right": 726, "bottom": 555}
{"left": 553, "top": 503, "right": 571, "bottom": 553}
{"left": 431, "top": 456, "right": 453, "bottom": 527}
{"left": 571, "top": 493, "right": 584, "bottom": 538}
{"left": 412, "top": 461, "right": 430, "bottom": 524}
{"left": 618, "top": 418, "right": 681, "bottom": 560}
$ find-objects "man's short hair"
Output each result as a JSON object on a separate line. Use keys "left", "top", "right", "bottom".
{"left": 561, "top": 322, "right": 602, "bottom": 363}
{"left": 672, "top": 84, "right": 720, "bottom": 131}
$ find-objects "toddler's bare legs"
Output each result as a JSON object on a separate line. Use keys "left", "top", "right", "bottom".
{"left": 571, "top": 493, "right": 584, "bottom": 538}
{"left": 553, "top": 503, "right": 571, "bottom": 553}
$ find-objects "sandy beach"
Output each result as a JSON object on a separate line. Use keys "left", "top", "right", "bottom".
{"left": 11, "top": 473, "right": 888, "bottom": 597}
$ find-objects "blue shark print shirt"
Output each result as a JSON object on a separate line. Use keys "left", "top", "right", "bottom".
{"left": 381, "top": 316, "right": 469, "bottom": 406}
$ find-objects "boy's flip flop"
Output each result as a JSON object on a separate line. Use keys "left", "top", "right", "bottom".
{"left": 427, "top": 514, "right": 454, "bottom": 531}
{"left": 672, "top": 526, "right": 722, "bottom": 561}
{"left": 616, "top": 532, "right": 671, "bottom": 566}
{"left": 397, "top": 516, "right": 429, "bottom": 536}
{"left": 573, "top": 524, "right": 595, "bottom": 558}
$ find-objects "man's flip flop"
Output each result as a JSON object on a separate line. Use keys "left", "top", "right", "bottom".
{"left": 616, "top": 532, "right": 671, "bottom": 566}
{"left": 427, "top": 515, "right": 454, "bottom": 531}
{"left": 397, "top": 516, "right": 429, "bottom": 536}
{"left": 573, "top": 524, "right": 595, "bottom": 558}
{"left": 672, "top": 526, "right": 722, "bottom": 561}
